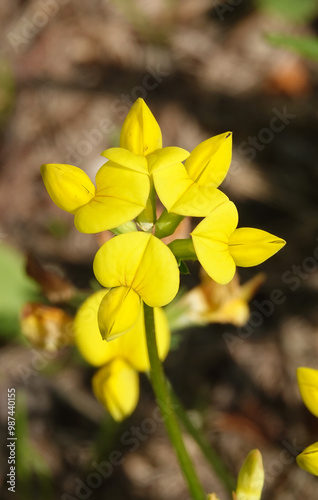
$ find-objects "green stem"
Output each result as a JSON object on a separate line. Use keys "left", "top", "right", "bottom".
{"left": 168, "top": 238, "right": 197, "bottom": 261}
{"left": 144, "top": 303, "right": 206, "bottom": 500}
{"left": 110, "top": 220, "right": 137, "bottom": 235}
{"left": 170, "top": 388, "right": 236, "bottom": 494}
{"left": 155, "top": 210, "right": 185, "bottom": 239}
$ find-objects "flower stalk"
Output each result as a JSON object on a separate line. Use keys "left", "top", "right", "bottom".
{"left": 155, "top": 210, "right": 185, "bottom": 239}
{"left": 110, "top": 220, "right": 138, "bottom": 235}
{"left": 169, "top": 388, "right": 236, "bottom": 494}
{"left": 144, "top": 303, "right": 206, "bottom": 500}
{"left": 168, "top": 238, "right": 197, "bottom": 261}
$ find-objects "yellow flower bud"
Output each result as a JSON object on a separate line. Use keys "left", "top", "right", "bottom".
{"left": 297, "top": 367, "right": 318, "bottom": 418}
{"left": 119, "top": 97, "right": 162, "bottom": 156}
{"left": 297, "top": 442, "right": 318, "bottom": 476}
{"left": 235, "top": 449, "right": 264, "bottom": 500}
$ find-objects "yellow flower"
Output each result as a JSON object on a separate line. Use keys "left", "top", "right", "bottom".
{"left": 41, "top": 159, "right": 150, "bottom": 233}
{"left": 191, "top": 200, "right": 286, "bottom": 285}
{"left": 296, "top": 367, "right": 318, "bottom": 476}
{"left": 234, "top": 449, "right": 264, "bottom": 500}
{"left": 149, "top": 132, "right": 231, "bottom": 216}
{"left": 102, "top": 98, "right": 189, "bottom": 170}
{"left": 74, "top": 290, "right": 170, "bottom": 421}
{"left": 296, "top": 442, "right": 318, "bottom": 476}
{"left": 92, "top": 359, "right": 140, "bottom": 422}
{"left": 93, "top": 232, "right": 180, "bottom": 340}
{"left": 297, "top": 367, "right": 318, "bottom": 418}
{"left": 178, "top": 270, "right": 265, "bottom": 328}
{"left": 119, "top": 97, "right": 162, "bottom": 156}
{"left": 101, "top": 98, "right": 189, "bottom": 229}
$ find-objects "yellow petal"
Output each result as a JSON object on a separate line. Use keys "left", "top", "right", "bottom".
{"left": 41, "top": 163, "right": 95, "bottom": 214}
{"left": 147, "top": 147, "right": 190, "bottom": 173}
{"left": 297, "top": 367, "right": 318, "bottom": 418}
{"left": 92, "top": 359, "right": 139, "bottom": 421}
{"left": 100, "top": 147, "right": 148, "bottom": 174}
{"left": 74, "top": 291, "right": 170, "bottom": 370}
{"left": 74, "top": 161, "right": 150, "bottom": 233}
{"left": 98, "top": 286, "right": 142, "bottom": 341}
{"left": 122, "top": 306, "right": 171, "bottom": 372}
{"left": 191, "top": 201, "right": 238, "bottom": 284}
{"left": 74, "top": 290, "right": 120, "bottom": 366}
{"left": 171, "top": 185, "right": 228, "bottom": 217}
{"left": 185, "top": 132, "right": 232, "bottom": 186}
{"left": 297, "top": 442, "right": 318, "bottom": 476}
{"left": 229, "top": 228, "right": 286, "bottom": 267}
{"left": 120, "top": 98, "right": 162, "bottom": 156}
{"left": 93, "top": 232, "right": 180, "bottom": 307}
{"left": 236, "top": 449, "right": 264, "bottom": 500}
{"left": 153, "top": 161, "right": 228, "bottom": 216}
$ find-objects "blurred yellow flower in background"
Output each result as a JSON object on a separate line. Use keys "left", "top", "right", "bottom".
{"left": 74, "top": 290, "right": 170, "bottom": 421}
{"left": 177, "top": 270, "right": 265, "bottom": 328}
{"left": 20, "top": 303, "right": 73, "bottom": 352}
{"left": 296, "top": 367, "right": 318, "bottom": 475}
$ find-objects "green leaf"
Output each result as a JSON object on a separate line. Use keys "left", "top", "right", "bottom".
{"left": 0, "top": 243, "right": 41, "bottom": 338}
{"left": 256, "top": 0, "right": 318, "bottom": 22}
{"left": 267, "top": 33, "right": 318, "bottom": 60}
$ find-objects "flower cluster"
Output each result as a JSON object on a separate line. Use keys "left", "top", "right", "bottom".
{"left": 41, "top": 98, "right": 285, "bottom": 340}
{"left": 41, "top": 98, "right": 285, "bottom": 418}
{"left": 296, "top": 367, "right": 318, "bottom": 475}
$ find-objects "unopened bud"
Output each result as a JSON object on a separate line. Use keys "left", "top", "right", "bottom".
{"left": 235, "top": 449, "right": 264, "bottom": 500}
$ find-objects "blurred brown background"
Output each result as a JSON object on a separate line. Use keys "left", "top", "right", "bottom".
{"left": 0, "top": 1, "right": 318, "bottom": 499}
